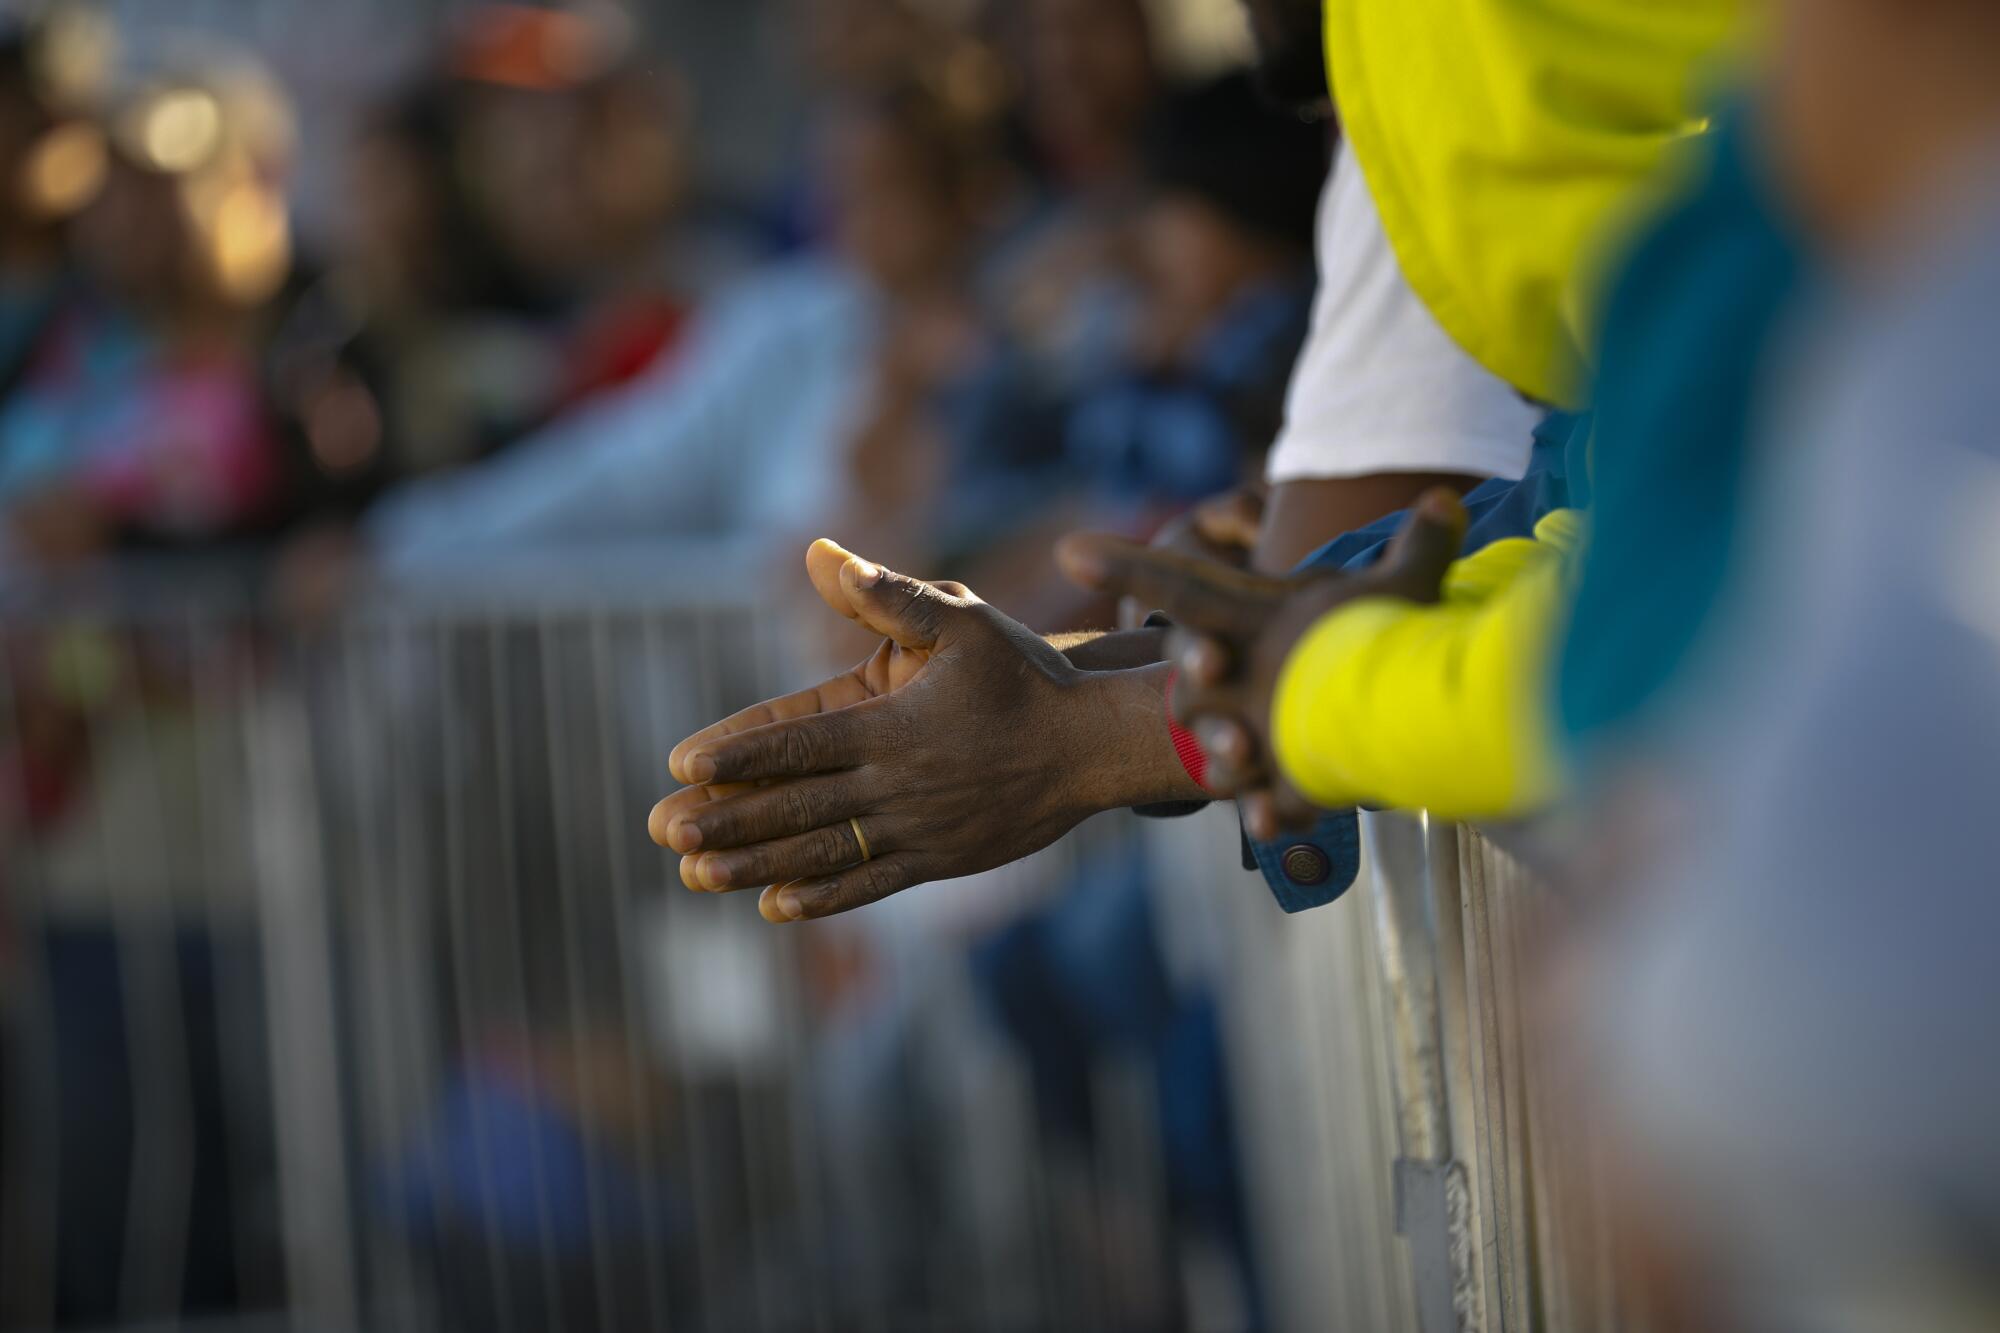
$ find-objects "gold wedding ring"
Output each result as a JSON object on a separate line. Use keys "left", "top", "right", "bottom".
{"left": 849, "top": 817, "right": 874, "bottom": 863}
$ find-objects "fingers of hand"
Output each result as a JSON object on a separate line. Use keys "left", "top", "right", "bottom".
{"left": 663, "top": 772, "right": 870, "bottom": 857}
{"left": 758, "top": 854, "right": 923, "bottom": 923}
{"left": 1375, "top": 488, "right": 1467, "bottom": 604}
{"left": 683, "top": 704, "right": 878, "bottom": 785}
{"left": 1241, "top": 789, "right": 1280, "bottom": 842}
{"left": 649, "top": 780, "right": 755, "bottom": 852}
{"left": 1194, "top": 715, "right": 1264, "bottom": 793}
{"left": 1241, "top": 782, "right": 1323, "bottom": 843}
{"left": 668, "top": 673, "right": 874, "bottom": 785}
{"left": 1166, "top": 628, "right": 1232, "bottom": 688}
{"left": 1191, "top": 488, "right": 1264, "bottom": 552}
{"left": 685, "top": 817, "right": 877, "bottom": 893}
{"left": 1163, "top": 630, "right": 1268, "bottom": 793}
{"left": 1055, "top": 533, "right": 1272, "bottom": 635}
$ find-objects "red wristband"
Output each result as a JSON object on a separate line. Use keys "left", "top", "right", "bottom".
{"left": 1164, "top": 668, "right": 1211, "bottom": 793}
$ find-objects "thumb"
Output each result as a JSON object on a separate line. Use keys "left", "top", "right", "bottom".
{"left": 805, "top": 538, "right": 866, "bottom": 625}
{"left": 839, "top": 556, "right": 973, "bottom": 651}
{"left": 1373, "top": 489, "right": 1468, "bottom": 604}
{"left": 1190, "top": 487, "right": 1265, "bottom": 555}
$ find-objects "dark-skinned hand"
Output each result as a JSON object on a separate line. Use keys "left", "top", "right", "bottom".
{"left": 1055, "top": 487, "right": 1468, "bottom": 840}
{"left": 651, "top": 538, "right": 934, "bottom": 902}
{"left": 649, "top": 544, "right": 1201, "bottom": 923}
{"left": 1147, "top": 485, "right": 1266, "bottom": 567}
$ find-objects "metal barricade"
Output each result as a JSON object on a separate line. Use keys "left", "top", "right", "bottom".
{"left": 0, "top": 563, "right": 1245, "bottom": 1332}
{"left": 0, "top": 560, "right": 1613, "bottom": 1333}
{"left": 1353, "top": 813, "right": 1631, "bottom": 1333}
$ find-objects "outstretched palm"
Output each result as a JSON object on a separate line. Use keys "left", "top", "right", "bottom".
{"left": 653, "top": 540, "right": 957, "bottom": 881}
{"left": 649, "top": 541, "right": 1201, "bottom": 923}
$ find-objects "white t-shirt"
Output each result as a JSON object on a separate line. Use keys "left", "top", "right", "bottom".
{"left": 1266, "top": 143, "right": 1539, "bottom": 484}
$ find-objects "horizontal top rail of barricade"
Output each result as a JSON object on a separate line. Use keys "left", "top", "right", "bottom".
{"left": 361, "top": 536, "right": 796, "bottom": 618}
{"left": 0, "top": 552, "right": 271, "bottom": 623}
{"left": 1, "top": 537, "right": 791, "bottom": 623}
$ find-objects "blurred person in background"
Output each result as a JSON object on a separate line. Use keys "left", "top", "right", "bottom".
{"left": 761, "top": 0, "right": 974, "bottom": 251}
{"left": 271, "top": 5, "right": 701, "bottom": 533}
{"left": 787, "top": 0, "right": 1167, "bottom": 650}
{"left": 362, "top": 79, "right": 1001, "bottom": 573}
{"left": 443, "top": 5, "right": 697, "bottom": 405}
{"left": 916, "top": 68, "right": 1325, "bottom": 634}
{"left": 798, "top": 0, "right": 949, "bottom": 96}
{"left": 1568, "top": 0, "right": 2000, "bottom": 1328}
{"left": 973, "top": 0, "right": 1161, "bottom": 432}
{"left": 1015, "top": 0, "right": 1158, "bottom": 191}
{"left": 0, "top": 12, "right": 89, "bottom": 399}
{"left": 0, "top": 53, "right": 294, "bottom": 569}
{"left": 267, "top": 85, "right": 534, "bottom": 525}
{"left": 0, "top": 43, "right": 305, "bottom": 1326}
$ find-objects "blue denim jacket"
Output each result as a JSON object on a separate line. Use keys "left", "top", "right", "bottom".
{"left": 1243, "top": 410, "right": 1583, "bottom": 911}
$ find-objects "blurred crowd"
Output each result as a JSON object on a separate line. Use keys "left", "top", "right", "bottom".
{"left": 0, "top": 0, "right": 1323, "bottom": 611}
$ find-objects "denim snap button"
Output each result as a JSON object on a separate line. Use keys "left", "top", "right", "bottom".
{"left": 1281, "top": 844, "right": 1330, "bottom": 886}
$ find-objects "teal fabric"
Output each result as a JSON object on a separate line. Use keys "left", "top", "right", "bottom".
{"left": 1557, "top": 108, "right": 1811, "bottom": 754}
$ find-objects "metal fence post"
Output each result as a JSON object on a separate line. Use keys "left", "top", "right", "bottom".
{"left": 1362, "top": 811, "right": 1482, "bottom": 1333}
{"left": 246, "top": 674, "right": 359, "bottom": 1330}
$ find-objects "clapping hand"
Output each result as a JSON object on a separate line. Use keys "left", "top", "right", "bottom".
{"left": 650, "top": 541, "right": 1202, "bottom": 922}
{"left": 1056, "top": 489, "right": 1468, "bottom": 839}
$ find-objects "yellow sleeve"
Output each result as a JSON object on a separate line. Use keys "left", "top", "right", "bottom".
{"left": 1271, "top": 511, "right": 1589, "bottom": 819}
{"left": 1323, "top": 0, "right": 1748, "bottom": 407}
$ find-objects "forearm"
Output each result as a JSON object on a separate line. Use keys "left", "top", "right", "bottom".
{"left": 1256, "top": 473, "right": 1483, "bottom": 573}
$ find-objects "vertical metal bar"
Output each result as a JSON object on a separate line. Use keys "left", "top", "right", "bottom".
{"left": 1423, "top": 817, "right": 1486, "bottom": 1333}
{"left": 383, "top": 614, "right": 452, "bottom": 1331}
{"left": 1092, "top": 1051, "right": 1169, "bottom": 1332}
{"left": 435, "top": 619, "right": 519, "bottom": 1333}
{"left": 1485, "top": 833, "right": 1547, "bottom": 1332}
{"left": 487, "top": 618, "right": 569, "bottom": 1333}
{"left": 736, "top": 609, "right": 791, "bottom": 1333}
{"left": 1018, "top": 1068, "right": 1063, "bottom": 1329}
{"left": 249, "top": 634, "right": 359, "bottom": 1330}
{"left": 0, "top": 627, "right": 61, "bottom": 1329}
{"left": 1365, "top": 812, "right": 1449, "bottom": 1166}
{"left": 98, "top": 629, "right": 196, "bottom": 1323}
{"left": 771, "top": 924, "right": 833, "bottom": 1333}
{"left": 184, "top": 608, "right": 274, "bottom": 1313}
{"left": 1302, "top": 902, "right": 1352, "bottom": 1326}
{"left": 951, "top": 1002, "right": 1012, "bottom": 1333}
{"left": 651, "top": 608, "right": 724, "bottom": 1333}
{"left": 1363, "top": 810, "right": 1478, "bottom": 1333}
{"left": 1456, "top": 829, "right": 1533, "bottom": 1331}
{"left": 345, "top": 613, "right": 442, "bottom": 1332}
{"left": 537, "top": 612, "right": 620, "bottom": 1332}
{"left": 761, "top": 615, "right": 832, "bottom": 1333}
{"left": 339, "top": 617, "right": 398, "bottom": 1328}
{"left": 588, "top": 609, "right": 674, "bottom": 1333}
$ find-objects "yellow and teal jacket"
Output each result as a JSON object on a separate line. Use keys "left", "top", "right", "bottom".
{"left": 1264, "top": 0, "right": 1750, "bottom": 820}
